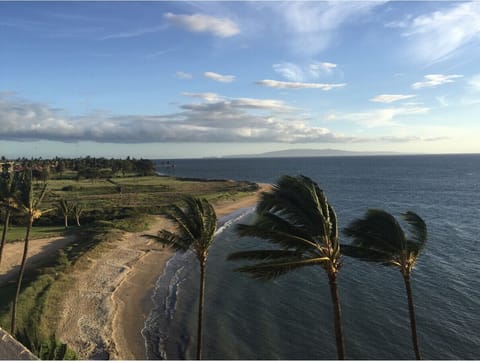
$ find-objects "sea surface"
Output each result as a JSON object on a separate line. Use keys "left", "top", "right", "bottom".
{"left": 143, "top": 155, "right": 480, "bottom": 360}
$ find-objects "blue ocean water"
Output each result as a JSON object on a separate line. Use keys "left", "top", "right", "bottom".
{"left": 144, "top": 155, "right": 480, "bottom": 360}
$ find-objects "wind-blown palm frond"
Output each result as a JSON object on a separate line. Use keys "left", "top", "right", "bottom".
{"left": 402, "top": 211, "right": 427, "bottom": 254}
{"left": 236, "top": 213, "right": 317, "bottom": 251}
{"left": 256, "top": 175, "right": 335, "bottom": 240}
{"left": 234, "top": 256, "right": 331, "bottom": 280}
{"left": 342, "top": 208, "right": 427, "bottom": 360}
{"left": 342, "top": 209, "right": 427, "bottom": 269}
{"left": 229, "top": 175, "right": 345, "bottom": 359}
{"left": 343, "top": 209, "right": 406, "bottom": 254}
{"left": 144, "top": 195, "right": 217, "bottom": 260}
{"left": 143, "top": 195, "right": 217, "bottom": 360}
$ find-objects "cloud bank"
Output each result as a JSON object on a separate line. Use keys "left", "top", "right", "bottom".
{"left": 0, "top": 93, "right": 348, "bottom": 144}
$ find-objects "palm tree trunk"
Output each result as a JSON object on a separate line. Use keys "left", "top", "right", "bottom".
{"left": 403, "top": 274, "right": 421, "bottom": 360}
{"left": 0, "top": 208, "right": 11, "bottom": 266}
{"left": 196, "top": 261, "right": 206, "bottom": 360}
{"left": 11, "top": 216, "right": 33, "bottom": 336}
{"left": 328, "top": 273, "right": 345, "bottom": 360}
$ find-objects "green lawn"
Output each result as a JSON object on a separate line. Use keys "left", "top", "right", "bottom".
{"left": 3, "top": 226, "right": 67, "bottom": 243}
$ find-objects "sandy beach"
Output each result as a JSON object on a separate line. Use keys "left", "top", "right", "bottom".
{"left": 54, "top": 183, "right": 270, "bottom": 359}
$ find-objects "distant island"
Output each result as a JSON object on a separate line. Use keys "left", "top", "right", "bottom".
{"left": 223, "top": 148, "right": 401, "bottom": 158}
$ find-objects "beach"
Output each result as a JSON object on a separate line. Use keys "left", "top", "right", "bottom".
{"left": 54, "top": 183, "right": 270, "bottom": 359}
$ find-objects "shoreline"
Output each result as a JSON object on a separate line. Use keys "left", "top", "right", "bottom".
{"left": 56, "top": 183, "right": 270, "bottom": 359}
{"left": 109, "top": 183, "right": 270, "bottom": 360}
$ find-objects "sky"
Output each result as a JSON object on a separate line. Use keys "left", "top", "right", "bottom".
{"left": 1, "top": 0, "right": 480, "bottom": 159}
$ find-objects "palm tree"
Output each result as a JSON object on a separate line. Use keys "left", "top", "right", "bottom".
{"left": 0, "top": 170, "right": 19, "bottom": 266}
{"left": 11, "top": 170, "right": 50, "bottom": 335}
{"left": 342, "top": 209, "right": 427, "bottom": 360}
{"left": 143, "top": 196, "right": 217, "bottom": 360}
{"left": 72, "top": 201, "right": 85, "bottom": 227}
{"left": 227, "top": 175, "right": 345, "bottom": 360}
{"left": 56, "top": 198, "right": 71, "bottom": 228}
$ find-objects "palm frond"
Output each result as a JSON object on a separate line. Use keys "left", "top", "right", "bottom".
{"left": 143, "top": 230, "right": 191, "bottom": 252}
{"left": 340, "top": 244, "right": 395, "bottom": 265}
{"left": 343, "top": 209, "right": 406, "bottom": 253}
{"left": 148, "top": 195, "right": 217, "bottom": 260}
{"left": 256, "top": 175, "right": 328, "bottom": 237}
{"left": 402, "top": 211, "right": 427, "bottom": 252}
{"left": 234, "top": 256, "right": 330, "bottom": 280}
{"left": 236, "top": 221, "right": 318, "bottom": 251}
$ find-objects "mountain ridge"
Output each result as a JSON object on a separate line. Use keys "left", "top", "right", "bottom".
{"left": 223, "top": 148, "right": 402, "bottom": 158}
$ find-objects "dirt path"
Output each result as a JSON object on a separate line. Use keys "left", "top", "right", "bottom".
{"left": 0, "top": 233, "right": 76, "bottom": 286}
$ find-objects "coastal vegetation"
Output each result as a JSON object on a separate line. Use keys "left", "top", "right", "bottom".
{"left": 144, "top": 196, "right": 218, "bottom": 360}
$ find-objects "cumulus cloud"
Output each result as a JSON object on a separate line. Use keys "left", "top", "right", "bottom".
{"left": 412, "top": 74, "right": 463, "bottom": 89}
{"left": 203, "top": 71, "right": 236, "bottom": 83}
{"left": 256, "top": 79, "right": 346, "bottom": 90}
{"left": 397, "top": 2, "right": 480, "bottom": 63}
{"left": 370, "top": 94, "right": 416, "bottom": 103}
{"left": 0, "top": 93, "right": 349, "bottom": 144}
{"left": 164, "top": 12, "right": 240, "bottom": 37}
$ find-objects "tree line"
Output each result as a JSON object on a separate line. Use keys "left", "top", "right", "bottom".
{"left": 144, "top": 175, "right": 427, "bottom": 360}
{"left": 1, "top": 156, "right": 157, "bottom": 180}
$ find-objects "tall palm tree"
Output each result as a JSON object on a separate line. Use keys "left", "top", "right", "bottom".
{"left": 0, "top": 171, "right": 19, "bottom": 266}
{"left": 228, "top": 175, "right": 345, "bottom": 360}
{"left": 143, "top": 196, "right": 217, "bottom": 360}
{"left": 342, "top": 209, "right": 427, "bottom": 360}
{"left": 11, "top": 170, "right": 50, "bottom": 335}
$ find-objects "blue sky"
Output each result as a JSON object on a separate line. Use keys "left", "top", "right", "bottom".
{"left": 1, "top": 1, "right": 480, "bottom": 158}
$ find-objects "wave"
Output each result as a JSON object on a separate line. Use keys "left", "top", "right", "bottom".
{"left": 215, "top": 206, "right": 255, "bottom": 237}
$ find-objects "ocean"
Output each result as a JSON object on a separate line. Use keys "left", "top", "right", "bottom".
{"left": 143, "top": 154, "right": 480, "bottom": 360}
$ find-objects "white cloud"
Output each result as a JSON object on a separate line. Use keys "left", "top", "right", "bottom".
{"left": 338, "top": 106, "right": 430, "bottom": 128}
{"left": 273, "top": 61, "right": 338, "bottom": 82}
{"left": 182, "top": 92, "right": 223, "bottom": 102}
{"left": 273, "top": 63, "right": 306, "bottom": 82}
{"left": 412, "top": 74, "right": 463, "bottom": 89}
{"left": 400, "top": 2, "right": 480, "bottom": 63}
{"left": 370, "top": 94, "right": 416, "bottom": 103}
{"left": 309, "top": 62, "right": 337, "bottom": 72}
{"left": 175, "top": 71, "right": 193, "bottom": 80}
{"left": 257, "top": 79, "right": 346, "bottom": 90}
{"left": 101, "top": 25, "right": 167, "bottom": 40}
{"left": 275, "top": 2, "right": 384, "bottom": 55}
{"left": 164, "top": 12, "right": 240, "bottom": 38}
{"left": 203, "top": 71, "right": 236, "bottom": 83}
